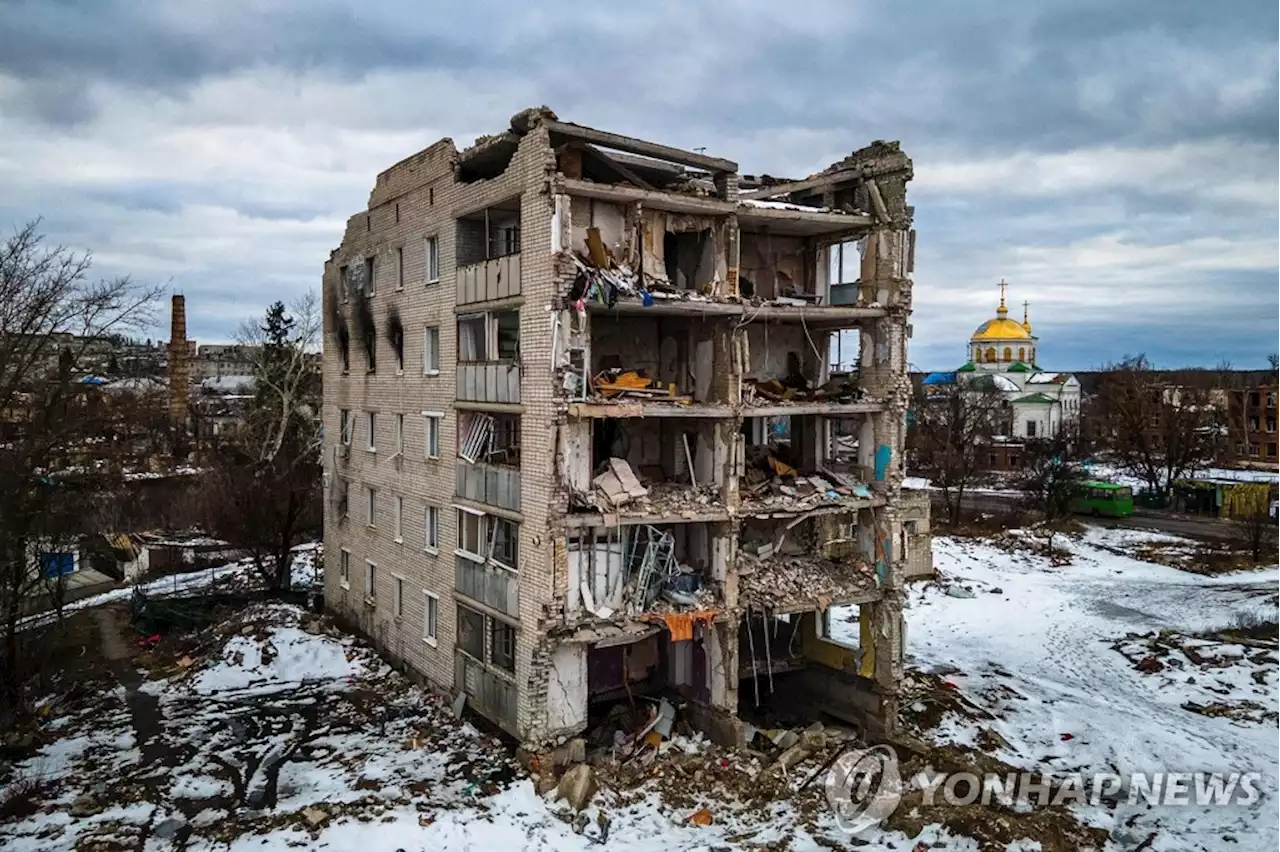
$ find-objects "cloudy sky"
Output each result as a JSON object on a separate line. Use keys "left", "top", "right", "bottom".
{"left": 1, "top": 0, "right": 1276, "bottom": 370}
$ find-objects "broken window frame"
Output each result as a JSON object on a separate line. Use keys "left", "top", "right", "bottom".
{"left": 423, "top": 412, "right": 442, "bottom": 459}
{"left": 339, "top": 409, "right": 352, "bottom": 445}
{"left": 423, "top": 325, "right": 440, "bottom": 374}
{"left": 336, "top": 478, "right": 349, "bottom": 521}
{"left": 365, "top": 485, "right": 377, "bottom": 528}
{"left": 339, "top": 548, "right": 350, "bottom": 588}
{"left": 393, "top": 494, "right": 404, "bottom": 543}
{"left": 828, "top": 239, "right": 861, "bottom": 286}
{"left": 363, "top": 256, "right": 376, "bottom": 297}
{"left": 424, "top": 505, "right": 440, "bottom": 553}
{"left": 423, "top": 591, "right": 439, "bottom": 646}
{"left": 364, "top": 559, "right": 377, "bottom": 602}
{"left": 457, "top": 310, "right": 519, "bottom": 364}
{"left": 396, "top": 246, "right": 405, "bottom": 291}
{"left": 490, "top": 618, "right": 516, "bottom": 673}
{"left": 489, "top": 516, "right": 520, "bottom": 572}
{"left": 456, "top": 506, "right": 485, "bottom": 561}
{"left": 339, "top": 265, "right": 350, "bottom": 303}
{"left": 457, "top": 604, "right": 485, "bottom": 660}
{"left": 425, "top": 234, "right": 440, "bottom": 284}
{"left": 394, "top": 413, "right": 404, "bottom": 457}
{"left": 457, "top": 411, "right": 494, "bottom": 464}
{"left": 365, "top": 411, "right": 376, "bottom": 452}
{"left": 392, "top": 574, "right": 404, "bottom": 618}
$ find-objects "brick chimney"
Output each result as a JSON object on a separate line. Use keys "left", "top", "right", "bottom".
{"left": 167, "top": 294, "right": 189, "bottom": 425}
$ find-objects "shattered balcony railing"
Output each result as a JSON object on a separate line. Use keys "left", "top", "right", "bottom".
{"left": 737, "top": 552, "right": 879, "bottom": 614}
{"left": 567, "top": 523, "right": 722, "bottom": 626}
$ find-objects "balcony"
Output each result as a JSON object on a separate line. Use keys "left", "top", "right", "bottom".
{"left": 455, "top": 652, "right": 517, "bottom": 735}
{"left": 457, "top": 254, "right": 521, "bottom": 305}
{"left": 456, "top": 460, "right": 521, "bottom": 512}
{"left": 455, "top": 554, "right": 520, "bottom": 619}
{"left": 456, "top": 361, "right": 520, "bottom": 404}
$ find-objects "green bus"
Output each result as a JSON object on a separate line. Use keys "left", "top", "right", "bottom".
{"left": 1069, "top": 481, "right": 1135, "bottom": 518}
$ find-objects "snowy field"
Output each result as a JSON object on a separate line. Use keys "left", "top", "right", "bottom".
{"left": 2, "top": 603, "right": 931, "bottom": 852}
{"left": 839, "top": 527, "right": 1277, "bottom": 852}
{"left": 3, "top": 529, "right": 1277, "bottom": 851}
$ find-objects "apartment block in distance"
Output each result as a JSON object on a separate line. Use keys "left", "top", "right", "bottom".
{"left": 322, "top": 106, "right": 920, "bottom": 752}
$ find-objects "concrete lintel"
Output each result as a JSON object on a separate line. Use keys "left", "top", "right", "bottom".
{"left": 585, "top": 299, "right": 742, "bottom": 318}
{"left": 739, "top": 168, "right": 863, "bottom": 201}
{"left": 739, "top": 499, "right": 883, "bottom": 522}
{"left": 559, "top": 508, "right": 731, "bottom": 529}
{"left": 454, "top": 591, "right": 522, "bottom": 628}
{"left": 738, "top": 305, "right": 889, "bottom": 325}
{"left": 454, "top": 401, "right": 524, "bottom": 415}
{"left": 566, "top": 401, "right": 735, "bottom": 419}
{"left": 452, "top": 494, "right": 524, "bottom": 523}
{"left": 745, "top": 588, "right": 882, "bottom": 615}
{"left": 742, "top": 401, "right": 886, "bottom": 418}
{"left": 584, "top": 299, "right": 888, "bottom": 327}
{"left": 561, "top": 178, "right": 735, "bottom": 216}
{"left": 737, "top": 205, "right": 873, "bottom": 233}
{"left": 545, "top": 120, "right": 737, "bottom": 173}
{"left": 454, "top": 294, "right": 525, "bottom": 314}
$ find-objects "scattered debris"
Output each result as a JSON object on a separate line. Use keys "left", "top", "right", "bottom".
{"left": 743, "top": 374, "right": 865, "bottom": 406}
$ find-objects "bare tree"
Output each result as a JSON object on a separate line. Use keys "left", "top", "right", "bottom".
{"left": 1087, "top": 355, "right": 1224, "bottom": 503}
{"left": 912, "top": 379, "right": 1006, "bottom": 525}
{"left": 1267, "top": 353, "right": 1278, "bottom": 371}
{"left": 1233, "top": 503, "right": 1277, "bottom": 564}
{"left": 1018, "top": 426, "right": 1087, "bottom": 554}
{"left": 0, "top": 220, "right": 160, "bottom": 711}
{"left": 202, "top": 298, "right": 322, "bottom": 591}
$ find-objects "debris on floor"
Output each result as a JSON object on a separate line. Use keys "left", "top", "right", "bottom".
{"left": 592, "top": 368, "right": 691, "bottom": 404}
{"left": 743, "top": 374, "right": 865, "bottom": 406}
{"left": 741, "top": 448, "right": 873, "bottom": 512}
{"left": 739, "top": 553, "right": 877, "bottom": 610}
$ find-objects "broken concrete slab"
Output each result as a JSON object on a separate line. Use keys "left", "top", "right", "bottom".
{"left": 557, "top": 763, "right": 599, "bottom": 811}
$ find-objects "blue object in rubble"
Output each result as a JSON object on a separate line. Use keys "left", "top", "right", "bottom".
{"left": 641, "top": 290, "right": 654, "bottom": 307}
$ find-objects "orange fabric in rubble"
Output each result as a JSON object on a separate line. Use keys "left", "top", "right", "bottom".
{"left": 640, "top": 610, "right": 717, "bottom": 642}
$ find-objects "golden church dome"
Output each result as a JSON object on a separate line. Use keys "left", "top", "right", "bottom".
{"left": 970, "top": 279, "right": 1033, "bottom": 341}
{"left": 971, "top": 317, "right": 1032, "bottom": 341}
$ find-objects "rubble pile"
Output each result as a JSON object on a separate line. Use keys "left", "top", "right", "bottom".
{"left": 738, "top": 553, "right": 877, "bottom": 609}
{"left": 742, "top": 450, "right": 873, "bottom": 512}
{"left": 743, "top": 374, "right": 865, "bottom": 406}
{"left": 568, "top": 251, "right": 714, "bottom": 310}
{"left": 580, "top": 457, "right": 723, "bottom": 517}
{"left": 1111, "top": 627, "right": 1278, "bottom": 724}
{"left": 569, "top": 701, "right": 859, "bottom": 835}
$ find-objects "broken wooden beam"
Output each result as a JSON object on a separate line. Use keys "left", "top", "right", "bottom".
{"left": 572, "top": 142, "right": 656, "bottom": 191}
{"left": 544, "top": 120, "right": 738, "bottom": 174}
{"left": 739, "top": 168, "right": 862, "bottom": 201}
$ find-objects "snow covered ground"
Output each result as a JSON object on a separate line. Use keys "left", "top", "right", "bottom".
{"left": 838, "top": 526, "right": 1278, "bottom": 852}
{"left": 18, "top": 545, "right": 322, "bottom": 632}
{"left": 3, "top": 602, "right": 943, "bottom": 852}
{"left": 4, "top": 531, "right": 1276, "bottom": 850}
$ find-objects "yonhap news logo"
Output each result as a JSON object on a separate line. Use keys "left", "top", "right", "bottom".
{"left": 824, "top": 745, "right": 904, "bottom": 834}
{"left": 824, "top": 744, "right": 1262, "bottom": 836}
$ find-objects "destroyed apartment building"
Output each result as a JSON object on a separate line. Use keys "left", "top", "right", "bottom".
{"left": 322, "top": 107, "right": 921, "bottom": 755}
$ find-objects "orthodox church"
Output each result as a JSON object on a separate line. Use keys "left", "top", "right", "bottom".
{"left": 926, "top": 280, "right": 1081, "bottom": 447}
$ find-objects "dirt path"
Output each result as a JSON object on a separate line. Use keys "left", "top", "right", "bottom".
{"left": 91, "top": 607, "right": 166, "bottom": 768}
